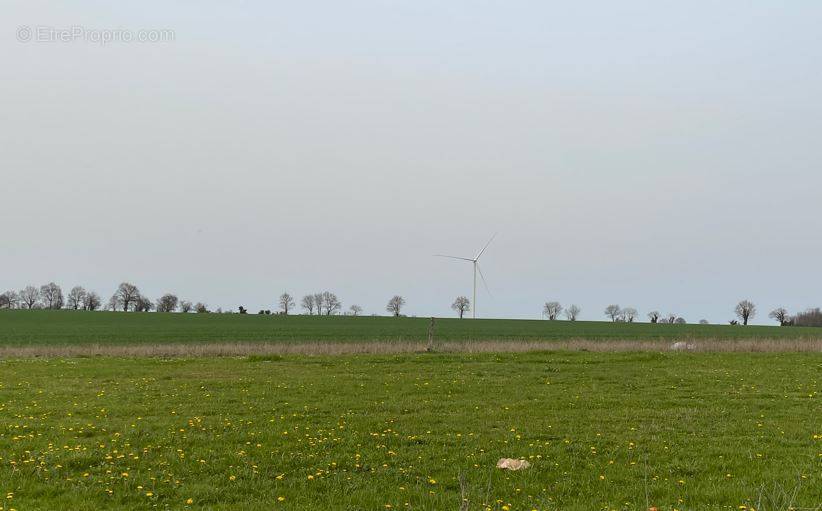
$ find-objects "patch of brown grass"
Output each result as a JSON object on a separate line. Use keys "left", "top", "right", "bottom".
{"left": 0, "top": 338, "right": 819, "bottom": 358}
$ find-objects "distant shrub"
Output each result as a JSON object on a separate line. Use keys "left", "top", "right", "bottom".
{"left": 792, "top": 308, "right": 822, "bottom": 327}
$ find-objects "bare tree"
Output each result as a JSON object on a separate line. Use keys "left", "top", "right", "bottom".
{"left": 768, "top": 307, "right": 789, "bottom": 326}
{"left": 665, "top": 313, "right": 678, "bottom": 324}
{"left": 66, "top": 286, "right": 87, "bottom": 310}
{"left": 300, "top": 295, "right": 315, "bottom": 315}
{"left": 793, "top": 308, "right": 822, "bottom": 327}
{"left": 0, "top": 291, "right": 19, "bottom": 309}
{"left": 735, "top": 300, "right": 756, "bottom": 326}
{"left": 564, "top": 304, "right": 581, "bottom": 321}
{"left": 675, "top": 317, "right": 687, "bottom": 324}
{"left": 647, "top": 311, "right": 660, "bottom": 323}
{"left": 195, "top": 302, "right": 209, "bottom": 313}
{"left": 134, "top": 295, "right": 154, "bottom": 312}
{"left": 349, "top": 305, "right": 363, "bottom": 316}
{"left": 156, "top": 294, "right": 179, "bottom": 313}
{"left": 279, "top": 293, "right": 295, "bottom": 315}
{"left": 40, "top": 282, "right": 64, "bottom": 309}
{"left": 83, "top": 292, "right": 102, "bottom": 311}
{"left": 386, "top": 295, "right": 405, "bottom": 317}
{"left": 19, "top": 286, "right": 40, "bottom": 309}
{"left": 451, "top": 296, "right": 470, "bottom": 319}
{"left": 106, "top": 295, "right": 118, "bottom": 311}
{"left": 113, "top": 282, "right": 140, "bottom": 312}
{"left": 179, "top": 300, "right": 193, "bottom": 313}
{"left": 621, "top": 307, "right": 638, "bottom": 323}
{"left": 543, "top": 301, "right": 562, "bottom": 320}
{"left": 313, "top": 293, "right": 325, "bottom": 315}
{"left": 604, "top": 304, "right": 621, "bottom": 322}
{"left": 322, "top": 292, "right": 341, "bottom": 315}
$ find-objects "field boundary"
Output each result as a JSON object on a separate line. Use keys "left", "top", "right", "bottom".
{"left": 0, "top": 338, "right": 820, "bottom": 358}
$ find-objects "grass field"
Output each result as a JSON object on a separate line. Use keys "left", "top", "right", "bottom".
{"left": 0, "top": 310, "right": 820, "bottom": 346}
{"left": 0, "top": 352, "right": 819, "bottom": 510}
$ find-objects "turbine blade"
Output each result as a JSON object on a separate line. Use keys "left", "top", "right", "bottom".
{"left": 476, "top": 263, "right": 492, "bottom": 298}
{"left": 433, "top": 254, "right": 474, "bottom": 261}
{"left": 475, "top": 233, "right": 497, "bottom": 260}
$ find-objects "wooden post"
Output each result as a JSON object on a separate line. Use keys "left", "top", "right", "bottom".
{"left": 427, "top": 317, "right": 435, "bottom": 352}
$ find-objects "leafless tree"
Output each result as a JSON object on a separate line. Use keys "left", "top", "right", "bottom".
{"left": 675, "top": 317, "right": 687, "bottom": 324}
{"left": 543, "top": 301, "right": 562, "bottom": 320}
{"left": 451, "top": 296, "right": 470, "bottom": 319}
{"left": 134, "top": 295, "right": 154, "bottom": 312}
{"left": 279, "top": 293, "right": 295, "bottom": 315}
{"left": 313, "top": 293, "right": 325, "bottom": 315}
{"left": 564, "top": 304, "right": 581, "bottom": 321}
{"left": 156, "top": 294, "right": 179, "bottom": 313}
{"left": 106, "top": 295, "right": 118, "bottom": 311}
{"left": 66, "top": 286, "right": 86, "bottom": 310}
{"left": 19, "top": 286, "right": 40, "bottom": 309}
{"left": 195, "top": 302, "right": 209, "bottom": 313}
{"left": 768, "top": 307, "right": 789, "bottom": 326}
{"left": 604, "top": 304, "right": 621, "bottom": 322}
{"left": 0, "top": 291, "right": 19, "bottom": 309}
{"left": 349, "top": 305, "right": 363, "bottom": 316}
{"left": 386, "top": 295, "right": 405, "bottom": 317}
{"left": 83, "top": 292, "right": 102, "bottom": 311}
{"left": 40, "top": 282, "right": 64, "bottom": 309}
{"left": 647, "top": 311, "right": 660, "bottom": 323}
{"left": 666, "top": 313, "right": 678, "bottom": 324}
{"left": 621, "top": 307, "right": 638, "bottom": 323}
{"left": 300, "top": 295, "right": 315, "bottom": 315}
{"left": 793, "top": 308, "right": 822, "bottom": 327}
{"left": 179, "top": 300, "right": 193, "bottom": 313}
{"left": 113, "top": 282, "right": 140, "bottom": 312}
{"left": 322, "top": 292, "right": 341, "bottom": 315}
{"left": 735, "top": 300, "right": 756, "bottom": 326}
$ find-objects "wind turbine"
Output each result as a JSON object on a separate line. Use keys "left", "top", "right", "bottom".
{"left": 435, "top": 234, "right": 496, "bottom": 319}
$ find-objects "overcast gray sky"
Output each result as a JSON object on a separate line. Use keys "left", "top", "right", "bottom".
{"left": 2, "top": 1, "right": 821, "bottom": 323}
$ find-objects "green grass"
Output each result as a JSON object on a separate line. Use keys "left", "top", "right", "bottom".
{"left": 0, "top": 353, "right": 819, "bottom": 510}
{"left": 0, "top": 310, "right": 819, "bottom": 346}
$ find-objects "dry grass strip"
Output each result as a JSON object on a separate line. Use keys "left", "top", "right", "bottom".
{"left": 0, "top": 338, "right": 819, "bottom": 358}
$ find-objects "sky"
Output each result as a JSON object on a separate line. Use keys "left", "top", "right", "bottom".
{"left": 1, "top": 1, "right": 821, "bottom": 323}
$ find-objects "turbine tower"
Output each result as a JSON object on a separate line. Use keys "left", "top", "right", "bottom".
{"left": 435, "top": 234, "right": 496, "bottom": 319}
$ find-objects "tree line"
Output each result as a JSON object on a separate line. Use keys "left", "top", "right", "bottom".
{"left": 0, "top": 283, "right": 419, "bottom": 318}
{"left": 2, "top": 283, "right": 819, "bottom": 326}
{"left": 0, "top": 282, "right": 208, "bottom": 314}
{"left": 539, "top": 299, "right": 819, "bottom": 326}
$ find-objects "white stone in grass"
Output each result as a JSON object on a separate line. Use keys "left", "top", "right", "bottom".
{"left": 670, "top": 341, "right": 695, "bottom": 351}
{"left": 496, "top": 458, "right": 530, "bottom": 470}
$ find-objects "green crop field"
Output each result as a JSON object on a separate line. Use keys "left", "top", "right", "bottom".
{"left": 0, "top": 310, "right": 820, "bottom": 346}
{"left": 0, "top": 353, "right": 819, "bottom": 510}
